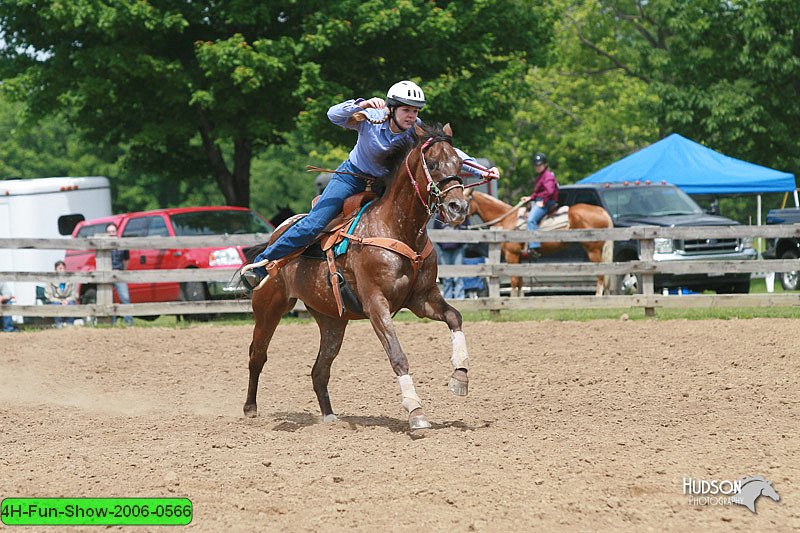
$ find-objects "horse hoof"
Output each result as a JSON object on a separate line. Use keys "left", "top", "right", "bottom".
{"left": 243, "top": 404, "right": 258, "bottom": 418}
{"left": 409, "top": 410, "right": 432, "bottom": 430}
{"left": 448, "top": 377, "right": 469, "bottom": 396}
{"left": 322, "top": 414, "right": 338, "bottom": 423}
{"left": 448, "top": 371, "right": 469, "bottom": 396}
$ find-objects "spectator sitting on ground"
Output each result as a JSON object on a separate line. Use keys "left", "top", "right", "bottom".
{"left": 1, "top": 281, "right": 19, "bottom": 332}
{"left": 45, "top": 260, "right": 78, "bottom": 328}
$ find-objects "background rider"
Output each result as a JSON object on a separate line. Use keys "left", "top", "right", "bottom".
{"left": 520, "top": 152, "right": 559, "bottom": 260}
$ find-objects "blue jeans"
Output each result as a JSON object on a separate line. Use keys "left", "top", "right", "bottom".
{"left": 50, "top": 301, "right": 76, "bottom": 327}
{"left": 113, "top": 281, "right": 133, "bottom": 326}
{"left": 2, "top": 315, "right": 16, "bottom": 332}
{"left": 527, "top": 199, "right": 557, "bottom": 249}
{"left": 253, "top": 160, "right": 368, "bottom": 271}
{"left": 438, "top": 246, "right": 465, "bottom": 299}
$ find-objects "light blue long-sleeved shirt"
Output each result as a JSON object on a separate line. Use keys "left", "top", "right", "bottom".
{"left": 327, "top": 99, "right": 484, "bottom": 178}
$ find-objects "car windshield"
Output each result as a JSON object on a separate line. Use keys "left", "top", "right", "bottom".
{"left": 171, "top": 210, "right": 271, "bottom": 236}
{"left": 600, "top": 187, "right": 703, "bottom": 219}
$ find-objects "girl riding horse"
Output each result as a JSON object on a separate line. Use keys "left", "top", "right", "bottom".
{"left": 240, "top": 81, "right": 498, "bottom": 430}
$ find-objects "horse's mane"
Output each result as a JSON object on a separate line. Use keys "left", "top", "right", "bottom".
{"left": 474, "top": 190, "right": 513, "bottom": 209}
{"left": 379, "top": 122, "right": 452, "bottom": 180}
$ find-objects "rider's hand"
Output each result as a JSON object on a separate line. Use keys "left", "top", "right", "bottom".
{"left": 359, "top": 97, "right": 386, "bottom": 110}
{"left": 520, "top": 195, "right": 531, "bottom": 203}
{"left": 536, "top": 200, "right": 545, "bottom": 208}
{"left": 482, "top": 166, "right": 500, "bottom": 180}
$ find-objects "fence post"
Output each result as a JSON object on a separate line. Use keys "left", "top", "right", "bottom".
{"left": 95, "top": 248, "right": 113, "bottom": 325}
{"left": 487, "top": 241, "right": 502, "bottom": 316}
{"left": 640, "top": 238, "right": 656, "bottom": 317}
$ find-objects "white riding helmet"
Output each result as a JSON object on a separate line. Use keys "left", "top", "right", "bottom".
{"left": 386, "top": 80, "right": 426, "bottom": 108}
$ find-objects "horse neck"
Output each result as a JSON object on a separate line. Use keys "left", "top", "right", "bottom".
{"left": 371, "top": 148, "right": 431, "bottom": 243}
{"left": 475, "top": 194, "right": 517, "bottom": 229}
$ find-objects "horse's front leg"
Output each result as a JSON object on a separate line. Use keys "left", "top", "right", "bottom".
{"left": 407, "top": 291, "right": 469, "bottom": 397}
{"left": 363, "top": 295, "right": 431, "bottom": 430}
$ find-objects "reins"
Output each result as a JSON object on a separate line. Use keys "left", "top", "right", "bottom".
{"left": 465, "top": 197, "right": 528, "bottom": 229}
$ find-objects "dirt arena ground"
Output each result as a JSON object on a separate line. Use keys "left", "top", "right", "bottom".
{"left": 1, "top": 318, "right": 798, "bottom": 532}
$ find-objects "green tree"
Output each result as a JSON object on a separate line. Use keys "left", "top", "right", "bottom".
{"left": 483, "top": 1, "right": 659, "bottom": 201}
{"left": 557, "top": 0, "right": 800, "bottom": 177}
{"left": 0, "top": 93, "right": 117, "bottom": 179}
{"left": 1, "top": 0, "right": 551, "bottom": 208}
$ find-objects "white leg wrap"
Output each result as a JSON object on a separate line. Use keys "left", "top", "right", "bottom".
{"left": 451, "top": 331, "right": 469, "bottom": 370}
{"left": 398, "top": 374, "right": 422, "bottom": 413}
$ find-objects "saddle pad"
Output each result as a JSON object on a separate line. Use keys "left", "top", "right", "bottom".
{"left": 539, "top": 207, "right": 570, "bottom": 231}
{"left": 334, "top": 201, "right": 373, "bottom": 256}
{"left": 515, "top": 206, "right": 570, "bottom": 231}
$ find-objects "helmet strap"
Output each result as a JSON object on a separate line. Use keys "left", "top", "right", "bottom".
{"left": 388, "top": 107, "right": 408, "bottom": 133}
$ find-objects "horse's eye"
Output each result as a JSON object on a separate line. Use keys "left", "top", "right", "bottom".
{"left": 427, "top": 161, "right": 438, "bottom": 171}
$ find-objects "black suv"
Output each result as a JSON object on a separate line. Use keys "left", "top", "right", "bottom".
{"left": 556, "top": 182, "right": 756, "bottom": 294}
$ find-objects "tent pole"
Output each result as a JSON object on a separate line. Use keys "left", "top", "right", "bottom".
{"left": 794, "top": 189, "right": 799, "bottom": 207}
{"left": 757, "top": 195, "right": 762, "bottom": 260}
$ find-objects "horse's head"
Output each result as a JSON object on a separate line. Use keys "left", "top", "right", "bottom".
{"left": 761, "top": 481, "right": 780, "bottom": 502}
{"left": 410, "top": 123, "right": 469, "bottom": 225}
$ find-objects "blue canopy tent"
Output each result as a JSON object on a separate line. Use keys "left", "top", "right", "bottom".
{"left": 579, "top": 133, "right": 796, "bottom": 195}
{"left": 578, "top": 133, "right": 798, "bottom": 235}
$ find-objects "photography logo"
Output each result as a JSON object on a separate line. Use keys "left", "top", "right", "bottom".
{"left": 683, "top": 476, "right": 780, "bottom": 513}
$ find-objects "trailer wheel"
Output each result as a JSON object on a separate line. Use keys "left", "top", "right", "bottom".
{"left": 779, "top": 250, "right": 799, "bottom": 291}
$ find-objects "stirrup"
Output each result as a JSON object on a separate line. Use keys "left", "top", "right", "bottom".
{"left": 240, "top": 260, "right": 271, "bottom": 291}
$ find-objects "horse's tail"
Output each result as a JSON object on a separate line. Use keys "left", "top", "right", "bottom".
{"left": 601, "top": 216, "right": 614, "bottom": 294}
{"left": 244, "top": 242, "right": 269, "bottom": 265}
{"left": 601, "top": 239, "right": 613, "bottom": 263}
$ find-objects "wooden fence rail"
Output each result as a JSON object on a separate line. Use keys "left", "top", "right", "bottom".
{"left": 2, "top": 224, "right": 800, "bottom": 320}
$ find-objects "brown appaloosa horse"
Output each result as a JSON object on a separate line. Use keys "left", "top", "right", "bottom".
{"left": 244, "top": 123, "right": 472, "bottom": 430}
{"left": 465, "top": 189, "right": 613, "bottom": 296}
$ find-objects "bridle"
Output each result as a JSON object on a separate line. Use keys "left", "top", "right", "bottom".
{"left": 404, "top": 136, "right": 465, "bottom": 218}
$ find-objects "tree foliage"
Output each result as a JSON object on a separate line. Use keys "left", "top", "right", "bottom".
{"left": 0, "top": 0, "right": 550, "bottom": 207}
{"left": 558, "top": 0, "right": 800, "bottom": 176}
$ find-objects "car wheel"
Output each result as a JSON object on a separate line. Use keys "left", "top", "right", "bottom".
{"left": 616, "top": 271, "right": 641, "bottom": 295}
{"left": 181, "top": 281, "right": 214, "bottom": 322}
{"left": 80, "top": 287, "right": 97, "bottom": 304}
{"left": 779, "top": 250, "right": 799, "bottom": 291}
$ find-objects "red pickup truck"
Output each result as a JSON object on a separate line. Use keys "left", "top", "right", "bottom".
{"left": 65, "top": 206, "right": 273, "bottom": 308}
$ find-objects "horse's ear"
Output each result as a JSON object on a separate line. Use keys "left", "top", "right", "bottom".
{"left": 443, "top": 123, "right": 453, "bottom": 137}
{"left": 414, "top": 123, "right": 425, "bottom": 137}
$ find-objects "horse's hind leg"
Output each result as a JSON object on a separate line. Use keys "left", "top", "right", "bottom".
{"left": 308, "top": 310, "right": 348, "bottom": 422}
{"left": 408, "top": 292, "right": 470, "bottom": 397}
{"left": 244, "top": 284, "right": 294, "bottom": 418}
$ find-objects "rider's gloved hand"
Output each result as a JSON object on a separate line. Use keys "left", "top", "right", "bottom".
{"left": 482, "top": 167, "right": 500, "bottom": 180}
{"left": 359, "top": 97, "right": 386, "bottom": 110}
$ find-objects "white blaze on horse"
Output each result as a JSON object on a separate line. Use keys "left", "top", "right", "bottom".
{"left": 465, "top": 189, "right": 613, "bottom": 296}
{"left": 243, "top": 123, "right": 476, "bottom": 430}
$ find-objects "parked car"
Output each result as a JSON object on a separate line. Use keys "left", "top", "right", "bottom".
{"left": 763, "top": 207, "right": 800, "bottom": 291}
{"left": 65, "top": 206, "right": 273, "bottom": 311}
{"left": 557, "top": 182, "right": 757, "bottom": 294}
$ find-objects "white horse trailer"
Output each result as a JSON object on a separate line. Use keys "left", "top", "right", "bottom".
{"left": 0, "top": 177, "right": 112, "bottom": 317}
